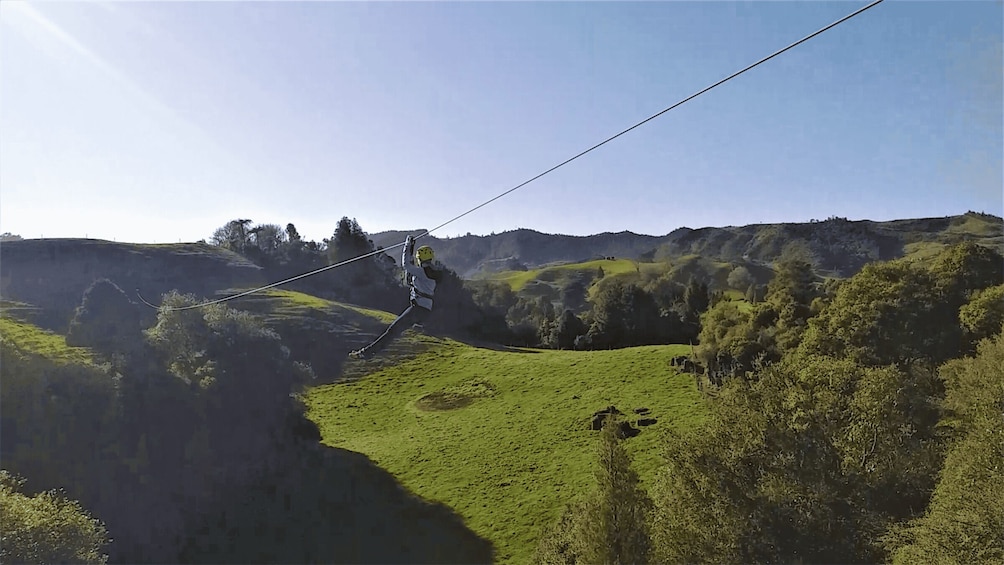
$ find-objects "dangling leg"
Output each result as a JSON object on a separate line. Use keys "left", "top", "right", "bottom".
{"left": 350, "top": 303, "right": 426, "bottom": 359}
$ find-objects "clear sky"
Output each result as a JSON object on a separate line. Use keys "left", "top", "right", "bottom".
{"left": 1, "top": 1, "right": 1001, "bottom": 244}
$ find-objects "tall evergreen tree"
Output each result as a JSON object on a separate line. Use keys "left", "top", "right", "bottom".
{"left": 533, "top": 417, "right": 652, "bottom": 565}
{"left": 578, "top": 418, "right": 653, "bottom": 565}
{"left": 682, "top": 278, "right": 710, "bottom": 324}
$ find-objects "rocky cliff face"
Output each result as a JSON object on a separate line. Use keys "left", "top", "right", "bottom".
{"left": 0, "top": 239, "right": 265, "bottom": 331}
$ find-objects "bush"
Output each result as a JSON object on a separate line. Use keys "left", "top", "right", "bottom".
{"left": 959, "top": 284, "right": 1004, "bottom": 349}
{"left": 0, "top": 471, "right": 109, "bottom": 565}
{"left": 887, "top": 332, "right": 1004, "bottom": 564}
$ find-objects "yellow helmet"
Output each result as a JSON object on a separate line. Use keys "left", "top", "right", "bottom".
{"left": 416, "top": 245, "right": 434, "bottom": 263}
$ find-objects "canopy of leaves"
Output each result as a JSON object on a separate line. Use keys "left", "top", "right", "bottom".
{"left": 588, "top": 281, "right": 681, "bottom": 348}
{"left": 959, "top": 284, "right": 1004, "bottom": 349}
{"left": 800, "top": 260, "right": 957, "bottom": 365}
{"left": 889, "top": 331, "right": 1004, "bottom": 564}
{"left": 66, "top": 279, "right": 152, "bottom": 360}
{"left": 0, "top": 471, "right": 109, "bottom": 565}
{"left": 650, "top": 352, "right": 942, "bottom": 564}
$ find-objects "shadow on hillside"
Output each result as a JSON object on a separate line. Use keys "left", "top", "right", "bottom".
{"left": 180, "top": 443, "right": 494, "bottom": 564}
{"left": 447, "top": 335, "right": 542, "bottom": 353}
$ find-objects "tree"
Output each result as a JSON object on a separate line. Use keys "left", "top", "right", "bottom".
{"left": 507, "top": 295, "right": 555, "bottom": 346}
{"left": 248, "top": 223, "right": 286, "bottom": 260}
{"left": 545, "top": 309, "right": 587, "bottom": 350}
{"left": 800, "top": 260, "right": 958, "bottom": 366}
{"left": 533, "top": 500, "right": 588, "bottom": 565}
{"left": 929, "top": 242, "right": 1004, "bottom": 306}
{"left": 210, "top": 219, "right": 253, "bottom": 254}
{"left": 959, "top": 284, "right": 1004, "bottom": 349}
{"left": 316, "top": 218, "right": 403, "bottom": 309}
{"left": 727, "top": 265, "right": 754, "bottom": 290}
{"left": 0, "top": 471, "right": 109, "bottom": 565}
{"left": 578, "top": 418, "right": 653, "bottom": 564}
{"left": 588, "top": 282, "right": 663, "bottom": 348}
{"left": 681, "top": 278, "right": 710, "bottom": 324}
{"left": 66, "top": 279, "right": 152, "bottom": 360}
{"left": 651, "top": 353, "right": 942, "bottom": 564}
{"left": 694, "top": 300, "right": 769, "bottom": 381}
{"left": 326, "top": 217, "right": 372, "bottom": 264}
{"left": 560, "top": 279, "right": 590, "bottom": 312}
{"left": 640, "top": 274, "right": 684, "bottom": 313}
{"left": 144, "top": 292, "right": 315, "bottom": 482}
{"left": 765, "top": 258, "right": 819, "bottom": 351}
{"left": 533, "top": 417, "right": 652, "bottom": 565}
{"left": 888, "top": 332, "right": 1004, "bottom": 564}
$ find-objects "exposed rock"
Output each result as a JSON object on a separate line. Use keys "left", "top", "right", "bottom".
{"left": 617, "top": 421, "right": 641, "bottom": 439}
{"left": 590, "top": 405, "right": 623, "bottom": 430}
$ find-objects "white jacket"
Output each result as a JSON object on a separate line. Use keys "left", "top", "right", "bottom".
{"left": 403, "top": 243, "right": 439, "bottom": 310}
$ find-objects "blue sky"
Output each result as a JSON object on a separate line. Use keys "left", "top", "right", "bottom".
{"left": 1, "top": 1, "right": 1000, "bottom": 244}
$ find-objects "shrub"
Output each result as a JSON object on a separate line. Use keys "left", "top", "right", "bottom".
{"left": 0, "top": 471, "right": 109, "bottom": 565}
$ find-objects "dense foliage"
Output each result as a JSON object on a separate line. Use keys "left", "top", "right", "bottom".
{"left": 0, "top": 471, "right": 109, "bottom": 564}
{"left": 534, "top": 242, "right": 1003, "bottom": 564}
{"left": 209, "top": 217, "right": 401, "bottom": 310}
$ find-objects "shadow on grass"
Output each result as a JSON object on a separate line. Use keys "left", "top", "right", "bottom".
{"left": 449, "top": 336, "right": 542, "bottom": 354}
{"left": 180, "top": 443, "right": 494, "bottom": 564}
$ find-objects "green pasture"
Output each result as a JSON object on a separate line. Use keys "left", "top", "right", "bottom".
{"left": 493, "top": 258, "right": 640, "bottom": 291}
{"left": 307, "top": 338, "right": 706, "bottom": 564}
{"left": 0, "top": 316, "right": 95, "bottom": 366}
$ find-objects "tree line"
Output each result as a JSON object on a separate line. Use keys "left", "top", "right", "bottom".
{"left": 205, "top": 217, "right": 746, "bottom": 349}
{"left": 533, "top": 241, "right": 1004, "bottom": 564}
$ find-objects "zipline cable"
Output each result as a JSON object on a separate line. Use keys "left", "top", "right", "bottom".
{"left": 136, "top": 243, "right": 407, "bottom": 311}
{"left": 139, "top": 0, "right": 884, "bottom": 312}
{"left": 415, "top": 0, "right": 884, "bottom": 240}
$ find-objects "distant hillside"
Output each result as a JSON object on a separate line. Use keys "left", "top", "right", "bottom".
{"left": 652, "top": 212, "right": 1004, "bottom": 276}
{"left": 0, "top": 239, "right": 264, "bottom": 332}
{"left": 371, "top": 229, "right": 665, "bottom": 277}
{"left": 3, "top": 212, "right": 999, "bottom": 332}
{"left": 373, "top": 212, "right": 1003, "bottom": 278}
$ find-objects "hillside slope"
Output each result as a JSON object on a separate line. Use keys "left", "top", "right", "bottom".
{"left": 0, "top": 239, "right": 264, "bottom": 331}
{"left": 371, "top": 229, "right": 665, "bottom": 277}
{"left": 230, "top": 289, "right": 419, "bottom": 383}
{"left": 373, "top": 212, "right": 1003, "bottom": 278}
{"left": 0, "top": 310, "right": 494, "bottom": 564}
{"left": 307, "top": 337, "right": 706, "bottom": 564}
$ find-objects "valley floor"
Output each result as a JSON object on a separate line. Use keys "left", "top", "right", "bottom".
{"left": 306, "top": 335, "right": 706, "bottom": 564}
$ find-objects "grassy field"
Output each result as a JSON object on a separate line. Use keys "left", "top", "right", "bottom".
{"left": 493, "top": 258, "right": 641, "bottom": 291}
{"left": 258, "top": 289, "right": 398, "bottom": 323}
{"left": 0, "top": 315, "right": 95, "bottom": 365}
{"left": 306, "top": 337, "right": 707, "bottom": 564}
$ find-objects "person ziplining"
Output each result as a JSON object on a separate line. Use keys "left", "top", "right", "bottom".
{"left": 349, "top": 236, "right": 443, "bottom": 360}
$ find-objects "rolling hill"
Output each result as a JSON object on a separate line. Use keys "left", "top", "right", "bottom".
{"left": 0, "top": 239, "right": 264, "bottom": 332}
{"left": 372, "top": 211, "right": 1003, "bottom": 278}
